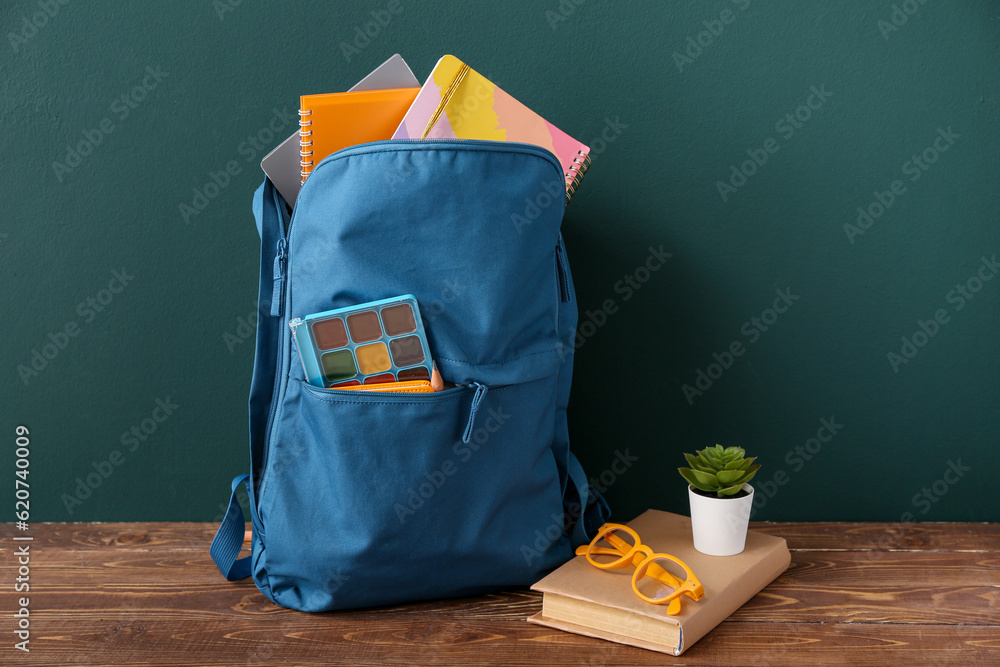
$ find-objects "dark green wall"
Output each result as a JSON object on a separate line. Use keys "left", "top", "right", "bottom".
{"left": 3, "top": 1, "right": 997, "bottom": 522}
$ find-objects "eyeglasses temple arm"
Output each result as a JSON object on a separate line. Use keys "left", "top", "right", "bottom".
{"left": 584, "top": 532, "right": 685, "bottom": 588}
{"left": 641, "top": 558, "right": 683, "bottom": 588}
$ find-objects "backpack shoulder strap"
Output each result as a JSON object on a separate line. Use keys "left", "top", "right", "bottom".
{"left": 210, "top": 474, "right": 252, "bottom": 581}
{"left": 566, "top": 451, "right": 611, "bottom": 546}
{"left": 212, "top": 178, "right": 289, "bottom": 583}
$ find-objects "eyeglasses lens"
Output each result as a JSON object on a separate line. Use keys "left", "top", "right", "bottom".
{"left": 635, "top": 556, "right": 687, "bottom": 601}
{"left": 588, "top": 528, "right": 637, "bottom": 565}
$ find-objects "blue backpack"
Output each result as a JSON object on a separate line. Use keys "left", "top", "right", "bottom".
{"left": 211, "top": 139, "right": 610, "bottom": 611}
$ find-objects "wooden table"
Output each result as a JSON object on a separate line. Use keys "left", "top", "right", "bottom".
{"left": 4, "top": 522, "right": 998, "bottom": 666}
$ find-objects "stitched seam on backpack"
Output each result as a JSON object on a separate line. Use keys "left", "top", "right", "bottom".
{"left": 302, "top": 388, "right": 468, "bottom": 406}
{"left": 300, "top": 376, "right": 546, "bottom": 405}
{"left": 436, "top": 348, "right": 559, "bottom": 366}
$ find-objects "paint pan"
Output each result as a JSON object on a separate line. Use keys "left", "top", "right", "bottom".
{"left": 289, "top": 295, "right": 433, "bottom": 388}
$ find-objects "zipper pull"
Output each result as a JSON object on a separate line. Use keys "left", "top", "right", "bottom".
{"left": 462, "top": 382, "right": 489, "bottom": 444}
{"left": 270, "top": 238, "right": 287, "bottom": 317}
{"left": 555, "top": 242, "right": 572, "bottom": 302}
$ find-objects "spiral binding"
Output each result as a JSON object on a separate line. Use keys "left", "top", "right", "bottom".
{"left": 299, "top": 108, "right": 313, "bottom": 182}
{"left": 564, "top": 151, "right": 591, "bottom": 203}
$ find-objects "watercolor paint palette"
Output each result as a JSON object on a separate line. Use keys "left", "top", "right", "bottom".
{"left": 289, "top": 295, "right": 433, "bottom": 389}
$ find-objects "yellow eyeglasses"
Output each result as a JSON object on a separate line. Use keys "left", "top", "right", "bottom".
{"left": 574, "top": 523, "right": 705, "bottom": 616}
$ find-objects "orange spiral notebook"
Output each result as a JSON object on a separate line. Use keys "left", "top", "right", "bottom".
{"left": 298, "top": 87, "right": 419, "bottom": 183}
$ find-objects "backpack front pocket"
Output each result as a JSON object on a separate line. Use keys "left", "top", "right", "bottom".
{"left": 288, "top": 140, "right": 568, "bottom": 386}
{"left": 256, "top": 374, "right": 572, "bottom": 611}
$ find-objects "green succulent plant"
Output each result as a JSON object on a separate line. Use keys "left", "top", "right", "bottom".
{"left": 679, "top": 444, "right": 760, "bottom": 498}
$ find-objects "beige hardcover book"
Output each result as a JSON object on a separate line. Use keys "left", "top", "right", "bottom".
{"left": 528, "top": 509, "right": 790, "bottom": 655}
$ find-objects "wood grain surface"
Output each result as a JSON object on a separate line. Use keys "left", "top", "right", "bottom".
{"left": 2, "top": 521, "right": 997, "bottom": 666}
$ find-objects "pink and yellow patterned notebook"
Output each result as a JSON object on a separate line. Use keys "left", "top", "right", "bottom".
{"left": 392, "top": 55, "right": 591, "bottom": 200}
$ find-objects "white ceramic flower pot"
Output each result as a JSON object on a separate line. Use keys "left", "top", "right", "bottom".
{"left": 688, "top": 484, "right": 755, "bottom": 556}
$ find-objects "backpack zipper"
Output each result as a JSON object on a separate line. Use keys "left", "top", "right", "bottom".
{"left": 251, "top": 237, "right": 288, "bottom": 520}
{"left": 258, "top": 237, "right": 290, "bottom": 506}
{"left": 302, "top": 138, "right": 563, "bottom": 179}
{"left": 462, "top": 382, "right": 489, "bottom": 443}
{"left": 270, "top": 238, "right": 287, "bottom": 317}
{"left": 256, "top": 192, "right": 290, "bottom": 527}
{"left": 555, "top": 240, "right": 571, "bottom": 302}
